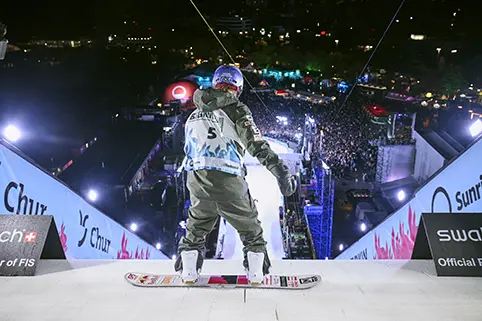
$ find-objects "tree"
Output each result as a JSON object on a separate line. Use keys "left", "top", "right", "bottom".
{"left": 439, "top": 67, "right": 468, "bottom": 96}
{"left": 249, "top": 46, "right": 278, "bottom": 68}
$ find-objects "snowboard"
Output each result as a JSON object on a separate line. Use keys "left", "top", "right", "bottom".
{"left": 124, "top": 272, "right": 321, "bottom": 290}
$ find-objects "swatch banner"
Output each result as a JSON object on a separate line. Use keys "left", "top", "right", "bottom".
{"left": 0, "top": 215, "right": 65, "bottom": 276}
{"left": 336, "top": 137, "right": 482, "bottom": 260}
{"left": 0, "top": 142, "right": 168, "bottom": 260}
{"left": 414, "top": 213, "right": 482, "bottom": 277}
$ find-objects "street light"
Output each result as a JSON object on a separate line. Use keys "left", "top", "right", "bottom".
{"left": 156, "top": 243, "right": 162, "bottom": 250}
{"left": 3, "top": 125, "right": 21, "bottom": 142}
{"left": 130, "top": 223, "right": 138, "bottom": 232}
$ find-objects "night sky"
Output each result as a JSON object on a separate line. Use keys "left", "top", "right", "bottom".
{"left": 3, "top": 0, "right": 208, "bottom": 40}
{"left": 2, "top": 0, "right": 478, "bottom": 41}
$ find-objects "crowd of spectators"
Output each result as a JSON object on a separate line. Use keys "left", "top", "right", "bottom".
{"left": 239, "top": 88, "right": 385, "bottom": 259}
{"left": 242, "top": 91, "right": 307, "bottom": 144}
{"left": 240, "top": 89, "right": 384, "bottom": 181}
{"left": 318, "top": 97, "right": 383, "bottom": 180}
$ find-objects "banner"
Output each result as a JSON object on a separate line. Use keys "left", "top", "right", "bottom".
{"left": 337, "top": 200, "right": 422, "bottom": 260}
{"left": 336, "top": 137, "right": 482, "bottom": 260}
{"left": 0, "top": 215, "right": 65, "bottom": 276}
{"left": 413, "top": 213, "right": 482, "bottom": 277}
{"left": 0, "top": 141, "right": 168, "bottom": 260}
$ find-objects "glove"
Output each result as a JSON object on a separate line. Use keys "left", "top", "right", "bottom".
{"left": 278, "top": 175, "right": 297, "bottom": 197}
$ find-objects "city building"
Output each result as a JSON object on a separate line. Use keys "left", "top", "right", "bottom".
{"left": 246, "top": 0, "right": 268, "bottom": 8}
{"left": 216, "top": 16, "right": 252, "bottom": 33}
{"left": 28, "top": 39, "right": 92, "bottom": 48}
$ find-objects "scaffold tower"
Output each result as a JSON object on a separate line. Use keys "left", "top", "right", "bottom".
{"left": 305, "top": 163, "right": 334, "bottom": 259}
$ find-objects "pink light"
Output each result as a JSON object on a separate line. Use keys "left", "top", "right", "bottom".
{"left": 172, "top": 86, "right": 187, "bottom": 99}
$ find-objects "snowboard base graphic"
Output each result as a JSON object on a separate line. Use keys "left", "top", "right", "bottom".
{"left": 125, "top": 272, "right": 321, "bottom": 290}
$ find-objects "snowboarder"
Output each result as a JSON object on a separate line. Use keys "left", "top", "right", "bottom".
{"left": 175, "top": 64, "right": 297, "bottom": 284}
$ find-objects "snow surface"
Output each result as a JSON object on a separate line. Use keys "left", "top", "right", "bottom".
{"left": 1, "top": 259, "right": 481, "bottom": 321}
{"left": 221, "top": 164, "right": 285, "bottom": 260}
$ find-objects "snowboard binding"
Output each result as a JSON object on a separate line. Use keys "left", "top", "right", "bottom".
{"left": 176, "top": 250, "right": 203, "bottom": 284}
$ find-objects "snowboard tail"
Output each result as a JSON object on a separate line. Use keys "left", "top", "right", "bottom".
{"left": 125, "top": 272, "right": 321, "bottom": 289}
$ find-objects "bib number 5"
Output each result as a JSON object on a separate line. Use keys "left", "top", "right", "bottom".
{"left": 207, "top": 127, "right": 217, "bottom": 139}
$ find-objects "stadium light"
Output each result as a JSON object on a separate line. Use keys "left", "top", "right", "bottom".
{"left": 3, "top": 125, "right": 21, "bottom": 142}
{"left": 397, "top": 190, "right": 406, "bottom": 201}
{"left": 360, "top": 222, "right": 367, "bottom": 232}
{"left": 87, "top": 190, "right": 98, "bottom": 202}
{"left": 156, "top": 243, "right": 162, "bottom": 250}
{"left": 338, "top": 244, "right": 344, "bottom": 251}
{"left": 469, "top": 119, "right": 482, "bottom": 137}
{"left": 130, "top": 223, "right": 138, "bottom": 232}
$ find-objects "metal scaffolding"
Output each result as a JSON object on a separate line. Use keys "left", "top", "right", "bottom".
{"left": 305, "top": 163, "right": 334, "bottom": 259}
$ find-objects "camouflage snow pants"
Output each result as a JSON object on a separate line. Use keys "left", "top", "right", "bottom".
{"left": 177, "top": 170, "right": 268, "bottom": 264}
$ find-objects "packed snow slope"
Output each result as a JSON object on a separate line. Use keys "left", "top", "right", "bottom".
{"left": 221, "top": 164, "right": 285, "bottom": 260}
{"left": 0, "top": 259, "right": 481, "bottom": 321}
{"left": 221, "top": 136, "right": 292, "bottom": 260}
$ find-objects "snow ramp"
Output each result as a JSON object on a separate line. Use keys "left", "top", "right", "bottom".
{"left": 1, "top": 259, "right": 481, "bottom": 321}
{"left": 221, "top": 164, "right": 285, "bottom": 260}
{"left": 220, "top": 136, "right": 295, "bottom": 260}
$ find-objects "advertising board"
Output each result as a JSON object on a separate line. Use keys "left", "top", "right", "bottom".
{"left": 413, "top": 213, "right": 482, "bottom": 277}
{"left": 336, "top": 137, "right": 482, "bottom": 260}
{"left": 0, "top": 215, "right": 65, "bottom": 276}
{"left": 0, "top": 142, "right": 168, "bottom": 260}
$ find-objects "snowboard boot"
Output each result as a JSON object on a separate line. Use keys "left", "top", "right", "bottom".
{"left": 175, "top": 250, "right": 202, "bottom": 284}
{"left": 246, "top": 251, "right": 267, "bottom": 285}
